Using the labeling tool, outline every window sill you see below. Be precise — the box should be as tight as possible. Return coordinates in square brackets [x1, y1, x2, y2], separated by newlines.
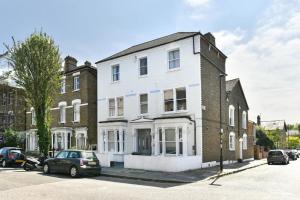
[138, 75, 148, 78]
[111, 81, 120, 84]
[162, 110, 188, 115]
[72, 121, 80, 123]
[107, 116, 124, 120]
[229, 149, 235, 151]
[167, 67, 181, 72]
[73, 89, 80, 92]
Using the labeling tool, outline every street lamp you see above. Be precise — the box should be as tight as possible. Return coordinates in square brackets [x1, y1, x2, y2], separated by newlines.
[219, 73, 227, 172]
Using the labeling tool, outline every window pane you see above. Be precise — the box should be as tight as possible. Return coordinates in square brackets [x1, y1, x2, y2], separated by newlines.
[112, 65, 120, 81]
[166, 142, 176, 154]
[140, 94, 148, 114]
[164, 90, 174, 112]
[139, 58, 147, 76]
[108, 131, 115, 152]
[176, 88, 186, 110]
[165, 129, 175, 141]
[117, 97, 123, 116]
[109, 99, 115, 116]
[168, 50, 180, 69]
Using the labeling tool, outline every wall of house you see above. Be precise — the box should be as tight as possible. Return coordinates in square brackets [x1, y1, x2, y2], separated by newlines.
[97, 36, 203, 155]
[200, 37, 227, 163]
[224, 83, 249, 161]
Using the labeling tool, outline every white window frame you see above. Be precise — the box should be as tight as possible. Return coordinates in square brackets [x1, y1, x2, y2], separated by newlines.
[163, 87, 187, 113]
[112, 64, 120, 82]
[229, 105, 235, 126]
[31, 107, 36, 126]
[139, 57, 148, 77]
[243, 133, 247, 150]
[73, 76, 80, 91]
[139, 93, 148, 115]
[72, 99, 81, 122]
[60, 77, 66, 94]
[168, 49, 180, 70]
[108, 97, 124, 117]
[107, 130, 115, 152]
[242, 111, 247, 129]
[108, 98, 115, 117]
[229, 132, 235, 151]
[58, 102, 67, 123]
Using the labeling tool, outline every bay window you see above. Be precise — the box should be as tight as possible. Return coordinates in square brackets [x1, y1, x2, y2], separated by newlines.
[107, 131, 115, 152]
[165, 128, 176, 154]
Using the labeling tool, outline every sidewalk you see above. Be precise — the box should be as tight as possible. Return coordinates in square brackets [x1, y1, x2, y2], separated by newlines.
[101, 159, 267, 183]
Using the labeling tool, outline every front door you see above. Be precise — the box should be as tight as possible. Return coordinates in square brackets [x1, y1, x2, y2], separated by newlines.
[137, 129, 152, 155]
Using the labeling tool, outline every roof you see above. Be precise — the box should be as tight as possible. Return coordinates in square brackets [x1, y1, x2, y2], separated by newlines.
[96, 32, 198, 64]
[260, 120, 287, 131]
[226, 78, 239, 92]
[226, 78, 249, 110]
[96, 32, 227, 64]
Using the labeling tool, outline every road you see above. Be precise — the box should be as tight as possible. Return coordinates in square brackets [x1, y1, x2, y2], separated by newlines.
[0, 159, 299, 200]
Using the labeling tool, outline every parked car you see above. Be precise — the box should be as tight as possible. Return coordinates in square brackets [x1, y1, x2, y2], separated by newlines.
[285, 150, 298, 160]
[43, 150, 101, 178]
[267, 150, 289, 165]
[0, 147, 25, 167]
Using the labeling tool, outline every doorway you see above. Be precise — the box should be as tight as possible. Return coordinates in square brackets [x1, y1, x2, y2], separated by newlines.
[137, 129, 152, 155]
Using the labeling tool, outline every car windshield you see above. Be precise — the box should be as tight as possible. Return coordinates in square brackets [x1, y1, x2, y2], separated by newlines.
[81, 152, 97, 160]
[269, 151, 283, 156]
[9, 149, 21, 154]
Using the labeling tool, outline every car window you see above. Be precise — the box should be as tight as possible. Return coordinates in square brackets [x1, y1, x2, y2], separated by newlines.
[269, 151, 283, 156]
[68, 151, 80, 159]
[56, 151, 69, 159]
[9, 149, 21, 154]
[81, 152, 97, 160]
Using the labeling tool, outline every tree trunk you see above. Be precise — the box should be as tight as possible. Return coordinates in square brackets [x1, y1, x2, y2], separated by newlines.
[36, 105, 50, 156]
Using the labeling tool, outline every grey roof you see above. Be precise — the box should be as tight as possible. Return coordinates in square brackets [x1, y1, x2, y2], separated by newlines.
[96, 32, 199, 64]
[226, 78, 239, 92]
[260, 120, 287, 131]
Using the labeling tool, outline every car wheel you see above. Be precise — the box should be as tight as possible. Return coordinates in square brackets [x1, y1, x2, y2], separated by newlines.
[287, 160, 290, 164]
[70, 166, 79, 178]
[268, 162, 271, 165]
[2, 160, 6, 168]
[43, 163, 50, 174]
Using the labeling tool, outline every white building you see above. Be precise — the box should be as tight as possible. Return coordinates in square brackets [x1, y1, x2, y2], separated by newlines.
[96, 32, 227, 172]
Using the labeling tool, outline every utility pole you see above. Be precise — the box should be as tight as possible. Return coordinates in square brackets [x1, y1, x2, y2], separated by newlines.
[219, 73, 227, 172]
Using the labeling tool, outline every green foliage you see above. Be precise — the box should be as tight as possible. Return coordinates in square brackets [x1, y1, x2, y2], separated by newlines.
[0, 128, 24, 148]
[266, 129, 281, 148]
[6, 32, 62, 155]
[256, 127, 275, 149]
[287, 136, 300, 149]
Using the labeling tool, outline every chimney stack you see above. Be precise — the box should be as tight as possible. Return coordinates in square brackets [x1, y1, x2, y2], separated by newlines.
[257, 115, 261, 126]
[64, 56, 77, 72]
[204, 32, 216, 46]
[84, 61, 91, 67]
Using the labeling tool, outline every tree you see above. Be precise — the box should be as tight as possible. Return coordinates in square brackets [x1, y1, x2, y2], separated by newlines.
[287, 136, 300, 149]
[0, 128, 17, 148]
[266, 129, 281, 149]
[256, 127, 275, 149]
[6, 32, 61, 155]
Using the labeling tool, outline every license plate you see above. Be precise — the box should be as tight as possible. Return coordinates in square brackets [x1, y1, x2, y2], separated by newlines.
[88, 161, 96, 165]
[16, 160, 24, 163]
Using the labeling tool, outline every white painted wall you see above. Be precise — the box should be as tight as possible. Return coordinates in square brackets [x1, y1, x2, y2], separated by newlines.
[124, 155, 202, 172]
[96, 36, 204, 168]
[97, 37, 202, 122]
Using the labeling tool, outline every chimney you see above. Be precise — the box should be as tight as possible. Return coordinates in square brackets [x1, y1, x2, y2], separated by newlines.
[204, 32, 216, 46]
[257, 115, 261, 126]
[84, 61, 91, 67]
[64, 56, 77, 72]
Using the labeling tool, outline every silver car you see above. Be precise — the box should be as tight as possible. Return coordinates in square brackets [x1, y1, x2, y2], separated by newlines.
[267, 150, 289, 165]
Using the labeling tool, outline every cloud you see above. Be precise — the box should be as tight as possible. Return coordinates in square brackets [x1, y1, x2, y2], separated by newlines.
[214, 0, 300, 123]
[184, 0, 211, 7]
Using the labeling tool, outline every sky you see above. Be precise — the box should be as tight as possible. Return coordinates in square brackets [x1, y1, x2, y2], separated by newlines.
[0, 0, 299, 123]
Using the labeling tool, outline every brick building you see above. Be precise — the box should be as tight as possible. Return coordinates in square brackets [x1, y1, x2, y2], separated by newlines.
[25, 56, 97, 152]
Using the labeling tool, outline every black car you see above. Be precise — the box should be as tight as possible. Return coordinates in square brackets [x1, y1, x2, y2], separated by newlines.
[286, 150, 298, 160]
[43, 150, 101, 178]
[267, 150, 289, 165]
[0, 147, 25, 167]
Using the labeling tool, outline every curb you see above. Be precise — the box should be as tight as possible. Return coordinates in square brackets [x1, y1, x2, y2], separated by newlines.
[101, 162, 267, 184]
[206, 162, 267, 181]
[100, 173, 190, 184]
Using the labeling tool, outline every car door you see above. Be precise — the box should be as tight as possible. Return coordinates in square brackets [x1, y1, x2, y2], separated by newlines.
[54, 151, 69, 173]
[66, 151, 80, 172]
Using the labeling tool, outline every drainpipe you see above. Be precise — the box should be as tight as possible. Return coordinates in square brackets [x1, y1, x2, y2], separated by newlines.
[190, 117, 197, 155]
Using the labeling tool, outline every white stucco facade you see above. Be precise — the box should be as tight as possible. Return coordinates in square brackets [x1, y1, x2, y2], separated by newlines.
[96, 35, 205, 172]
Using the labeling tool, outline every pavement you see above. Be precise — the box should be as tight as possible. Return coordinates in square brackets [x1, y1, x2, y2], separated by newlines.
[0, 158, 299, 200]
[101, 159, 267, 183]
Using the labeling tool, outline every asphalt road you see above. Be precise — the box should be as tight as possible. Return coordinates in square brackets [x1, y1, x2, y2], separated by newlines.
[0, 159, 299, 200]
